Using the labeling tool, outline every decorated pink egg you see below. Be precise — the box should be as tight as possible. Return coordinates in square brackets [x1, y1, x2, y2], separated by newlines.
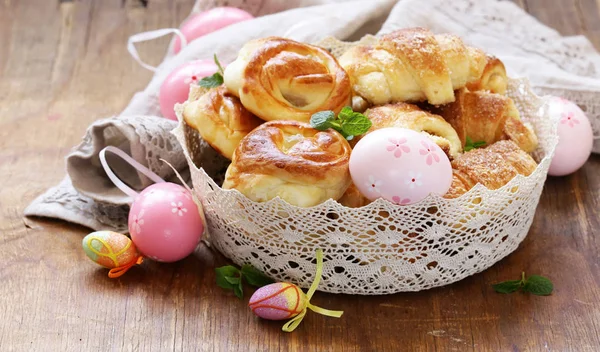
[350, 128, 453, 204]
[159, 59, 218, 120]
[128, 182, 204, 262]
[249, 282, 307, 320]
[173, 7, 254, 54]
[547, 97, 594, 176]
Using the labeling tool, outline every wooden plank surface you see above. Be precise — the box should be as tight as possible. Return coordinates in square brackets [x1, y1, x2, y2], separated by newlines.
[1, 0, 599, 351]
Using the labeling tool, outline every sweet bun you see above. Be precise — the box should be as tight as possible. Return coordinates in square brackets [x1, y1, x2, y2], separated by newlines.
[183, 86, 262, 160]
[223, 120, 352, 207]
[224, 37, 351, 122]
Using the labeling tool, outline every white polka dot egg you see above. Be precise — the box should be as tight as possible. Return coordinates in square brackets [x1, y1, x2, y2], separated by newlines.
[349, 128, 453, 205]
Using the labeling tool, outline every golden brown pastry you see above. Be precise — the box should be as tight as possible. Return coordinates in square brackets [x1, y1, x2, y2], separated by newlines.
[339, 27, 487, 106]
[337, 183, 371, 208]
[429, 88, 538, 153]
[444, 140, 537, 199]
[465, 55, 508, 95]
[187, 84, 209, 102]
[183, 86, 263, 160]
[223, 121, 352, 207]
[223, 37, 351, 123]
[363, 103, 462, 159]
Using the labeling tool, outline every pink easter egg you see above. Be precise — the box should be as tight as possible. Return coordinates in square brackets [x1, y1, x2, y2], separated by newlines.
[173, 7, 254, 54]
[547, 97, 594, 176]
[159, 60, 218, 120]
[128, 183, 204, 262]
[249, 283, 307, 320]
[350, 128, 453, 205]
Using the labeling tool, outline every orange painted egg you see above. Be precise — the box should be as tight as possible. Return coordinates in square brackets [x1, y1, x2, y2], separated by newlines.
[82, 231, 140, 269]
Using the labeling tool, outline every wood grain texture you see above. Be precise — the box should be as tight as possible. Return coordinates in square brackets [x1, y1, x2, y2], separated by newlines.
[1, 0, 599, 351]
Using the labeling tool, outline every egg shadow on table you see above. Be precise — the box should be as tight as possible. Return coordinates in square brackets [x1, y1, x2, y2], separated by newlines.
[83, 241, 225, 299]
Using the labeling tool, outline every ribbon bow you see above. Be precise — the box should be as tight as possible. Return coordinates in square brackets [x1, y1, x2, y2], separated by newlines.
[281, 249, 344, 332]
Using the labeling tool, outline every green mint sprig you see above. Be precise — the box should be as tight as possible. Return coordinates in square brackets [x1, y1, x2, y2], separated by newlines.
[215, 264, 274, 299]
[464, 136, 486, 152]
[198, 54, 225, 88]
[310, 106, 372, 141]
[493, 272, 553, 296]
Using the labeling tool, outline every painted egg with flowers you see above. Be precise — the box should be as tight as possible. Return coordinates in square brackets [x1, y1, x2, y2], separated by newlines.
[547, 96, 594, 176]
[128, 182, 204, 263]
[350, 127, 453, 205]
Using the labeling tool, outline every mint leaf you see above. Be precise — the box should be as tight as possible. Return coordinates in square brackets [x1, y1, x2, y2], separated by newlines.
[523, 275, 553, 296]
[340, 112, 372, 137]
[492, 272, 554, 296]
[310, 111, 336, 130]
[214, 54, 224, 75]
[225, 276, 241, 285]
[337, 106, 354, 122]
[233, 280, 244, 299]
[241, 264, 274, 287]
[215, 264, 273, 299]
[492, 279, 522, 294]
[215, 265, 240, 289]
[311, 107, 372, 140]
[198, 72, 223, 88]
[464, 136, 486, 152]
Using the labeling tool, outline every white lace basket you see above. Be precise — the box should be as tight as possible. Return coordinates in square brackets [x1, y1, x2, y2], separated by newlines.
[172, 37, 558, 295]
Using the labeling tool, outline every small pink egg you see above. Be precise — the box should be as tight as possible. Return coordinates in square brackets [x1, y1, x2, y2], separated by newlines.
[249, 283, 307, 320]
[159, 60, 218, 120]
[173, 7, 254, 54]
[350, 128, 453, 205]
[547, 97, 594, 176]
[128, 183, 204, 262]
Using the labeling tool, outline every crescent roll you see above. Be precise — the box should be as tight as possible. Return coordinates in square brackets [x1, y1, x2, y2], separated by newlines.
[339, 27, 487, 106]
[224, 37, 351, 123]
[465, 55, 508, 95]
[183, 86, 263, 160]
[364, 103, 463, 159]
[444, 140, 537, 199]
[430, 88, 538, 153]
[223, 121, 352, 207]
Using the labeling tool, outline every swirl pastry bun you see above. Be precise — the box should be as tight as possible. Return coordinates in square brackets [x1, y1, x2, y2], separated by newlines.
[183, 86, 263, 160]
[339, 27, 487, 106]
[223, 121, 352, 207]
[224, 37, 351, 122]
[364, 103, 463, 159]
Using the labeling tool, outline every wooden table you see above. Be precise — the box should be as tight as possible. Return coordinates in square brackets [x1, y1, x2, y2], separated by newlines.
[1, 1, 599, 351]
